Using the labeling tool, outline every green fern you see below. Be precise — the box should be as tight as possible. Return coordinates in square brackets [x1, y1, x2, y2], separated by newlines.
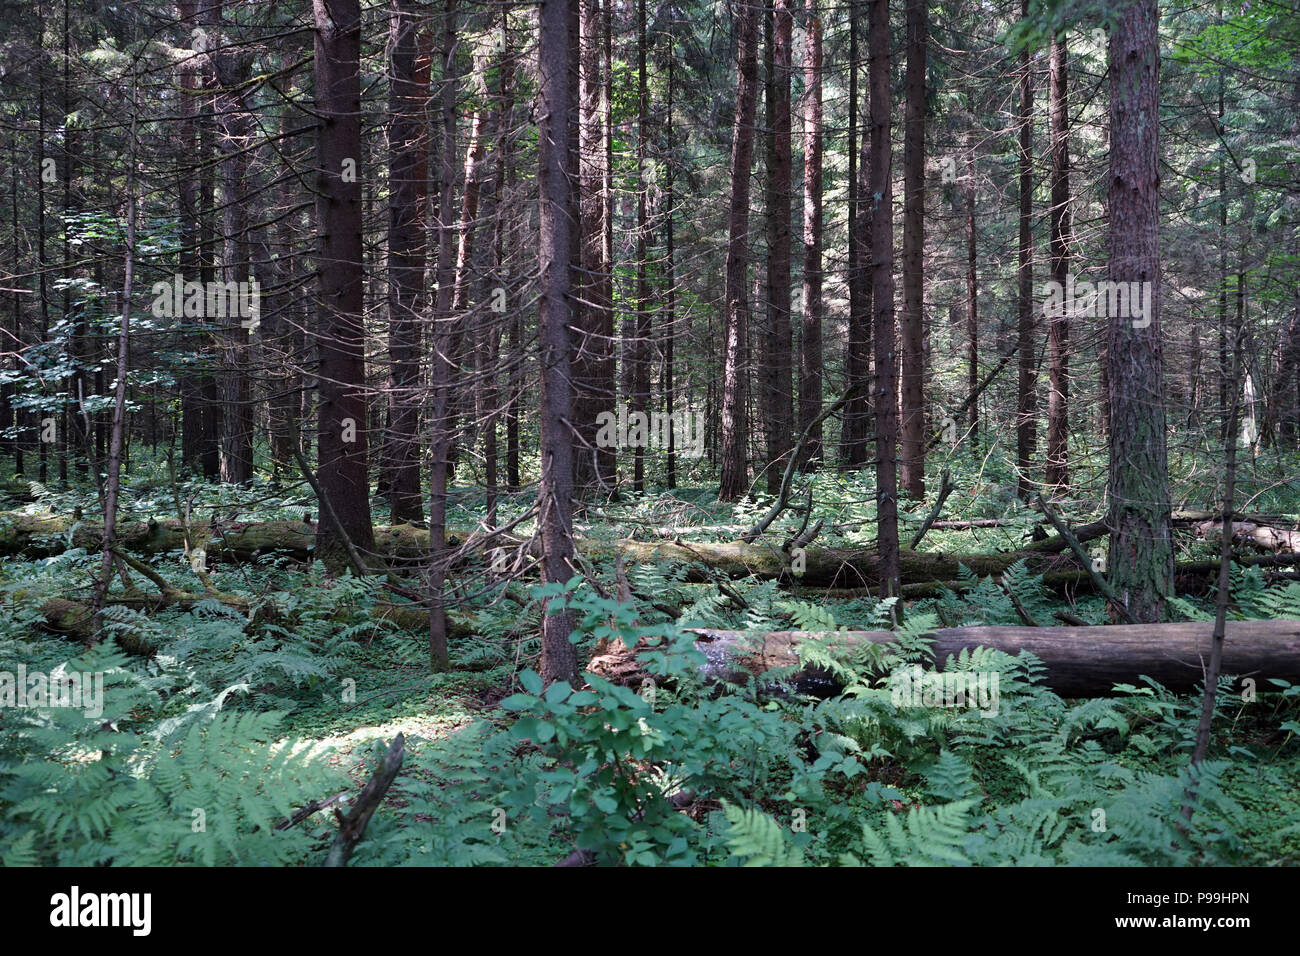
[722, 802, 806, 866]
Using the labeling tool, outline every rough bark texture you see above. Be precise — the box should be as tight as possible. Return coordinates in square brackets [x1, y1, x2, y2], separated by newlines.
[537, 0, 581, 685]
[899, 0, 926, 498]
[842, 0, 872, 470]
[966, 146, 978, 447]
[797, 3, 823, 470]
[1015, 0, 1035, 500]
[870, 0, 900, 594]
[718, 0, 760, 502]
[687, 621, 1300, 698]
[1045, 32, 1071, 491]
[385, 0, 427, 524]
[1106, 0, 1173, 622]
[573, 0, 616, 496]
[763, 0, 794, 491]
[632, 0, 652, 492]
[313, 0, 376, 561]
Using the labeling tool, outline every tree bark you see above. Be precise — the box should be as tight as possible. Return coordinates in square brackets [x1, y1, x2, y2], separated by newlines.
[1015, 0, 1035, 500]
[537, 0, 581, 685]
[313, 0, 376, 562]
[718, 0, 761, 502]
[763, 0, 794, 491]
[688, 621, 1300, 698]
[1106, 0, 1173, 622]
[572, 0, 616, 497]
[632, 0, 652, 492]
[1045, 31, 1071, 491]
[870, 0, 900, 595]
[797, 1, 823, 471]
[899, 0, 926, 497]
[842, 0, 872, 470]
[384, 0, 428, 524]
[966, 144, 978, 449]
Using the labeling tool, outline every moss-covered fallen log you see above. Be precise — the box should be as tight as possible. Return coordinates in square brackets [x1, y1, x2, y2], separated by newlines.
[0, 511, 453, 561]
[4, 510, 1296, 589]
[25, 587, 469, 652]
[0, 509, 1074, 584]
[686, 620, 1300, 697]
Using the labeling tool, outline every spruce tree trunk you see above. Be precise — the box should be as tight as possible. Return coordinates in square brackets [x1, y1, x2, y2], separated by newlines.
[842, 0, 872, 470]
[870, 0, 900, 595]
[763, 0, 794, 491]
[1106, 0, 1173, 622]
[899, 0, 926, 497]
[385, 0, 427, 523]
[718, 0, 761, 502]
[573, 0, 615, 497]
[1045, 32, 1071, 491]
[313, 0, 376, 561]
[1015, 0, 1035, 500]
[537, 0, 581, 686]
[797, 2, 824, 471]
[965, 144, 978, 450]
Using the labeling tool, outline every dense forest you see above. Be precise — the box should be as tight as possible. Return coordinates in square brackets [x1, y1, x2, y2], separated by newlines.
[0, 0, 1297, 873]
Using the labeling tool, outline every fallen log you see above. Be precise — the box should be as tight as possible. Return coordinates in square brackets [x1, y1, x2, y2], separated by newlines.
[6, 510, 1297, 590]
[0, 509, 1078, 586]
[686, 620, 1300, 697]
[25, 586, 470, 651]
[1190, 520, 1300, 554]
[0, 511, 443, 561]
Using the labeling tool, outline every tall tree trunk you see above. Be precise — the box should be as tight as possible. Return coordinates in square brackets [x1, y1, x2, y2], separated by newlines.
[1045, 31, 1071, 491]
[1014, 0, 1035, 500]
[92, 108, 138, 641]
[177, 0, 204, 476]
[313, 0, 376, 562]
[664, 48, 678, 488]
[1218, 72, 1229, 444]
[385, 0, 427, 523]
[966, 143, 978, 450]
[210, 6, 255, 486]
[483, 12, 515, 523]
[870, 0, 900, 595]
[764, 0, 794, 491]
[197, 52, 222, 482]
[573, 0, 616, 496]
[36, 7, 50, 485]
[718, 0, 761, 502]
[797, 1, 823, 471]
[537, 0, 581, 686]
[632, 0, 652, 492]
[899, 0, 926, 497]
[842, 0, 872, 470]
[1106, 0, 1172, 622]
[427, 0, 460, 668]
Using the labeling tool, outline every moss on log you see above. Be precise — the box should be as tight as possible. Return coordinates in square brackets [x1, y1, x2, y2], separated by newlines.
[688, 620, 1300, 697]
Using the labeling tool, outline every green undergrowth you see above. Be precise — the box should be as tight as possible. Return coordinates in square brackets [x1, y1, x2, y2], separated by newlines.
[2, 470, 1299, 866]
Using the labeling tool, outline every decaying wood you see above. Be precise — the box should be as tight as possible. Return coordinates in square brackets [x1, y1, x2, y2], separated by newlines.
[7, 510, 1300, 591]
[1192, 519, 1300, 554]
[323, 733, 405, 867]
[1037, 494, 1139, 624]
[686, 620, 1300, 697]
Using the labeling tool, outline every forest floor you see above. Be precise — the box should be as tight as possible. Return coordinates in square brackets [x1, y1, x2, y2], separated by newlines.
[3, 446, 1300, 865]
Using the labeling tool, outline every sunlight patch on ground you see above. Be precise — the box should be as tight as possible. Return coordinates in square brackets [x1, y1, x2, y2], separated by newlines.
[304, 711, 474, 769]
